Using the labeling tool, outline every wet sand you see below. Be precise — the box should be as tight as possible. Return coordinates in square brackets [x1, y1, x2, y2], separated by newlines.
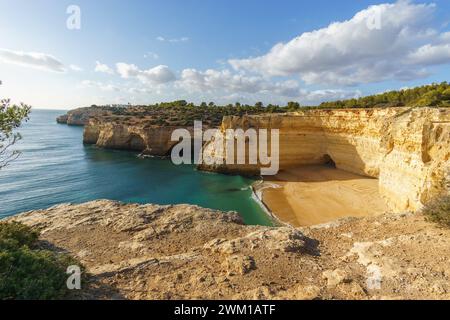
[262, 165, 389, 227]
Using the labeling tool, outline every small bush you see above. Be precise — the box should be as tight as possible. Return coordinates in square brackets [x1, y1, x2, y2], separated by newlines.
[0, 221, 38, 250]
[0, 221, 81, 300]
[422, 195, 450, 227]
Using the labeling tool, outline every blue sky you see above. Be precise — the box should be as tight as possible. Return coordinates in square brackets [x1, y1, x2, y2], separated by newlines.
[0, 0, 449, 109]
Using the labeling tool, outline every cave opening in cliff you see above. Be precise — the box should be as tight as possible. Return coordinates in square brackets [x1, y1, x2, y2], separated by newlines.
[128, 134, 146, 151]
[323, 154, 336, 168]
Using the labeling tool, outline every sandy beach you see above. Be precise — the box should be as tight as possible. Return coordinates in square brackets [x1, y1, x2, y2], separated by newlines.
[261, 165, 389, 227]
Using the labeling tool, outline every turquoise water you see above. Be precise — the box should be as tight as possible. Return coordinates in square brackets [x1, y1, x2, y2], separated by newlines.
[0, 109, 273, 225]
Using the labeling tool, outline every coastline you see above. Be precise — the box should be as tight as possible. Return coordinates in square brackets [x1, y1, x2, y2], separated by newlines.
[0, 110, 271, 225]
[251, 180, 286, 227]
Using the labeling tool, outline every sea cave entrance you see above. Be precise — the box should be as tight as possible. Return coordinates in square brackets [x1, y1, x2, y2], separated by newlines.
[128, 134, 146, 151]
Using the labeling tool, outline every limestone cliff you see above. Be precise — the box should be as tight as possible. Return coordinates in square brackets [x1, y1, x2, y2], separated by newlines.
[7, 200, 450, 300]
[57, 107, 114, 126]
[83, 118, 193, 156]
[200, 107, 450, 212]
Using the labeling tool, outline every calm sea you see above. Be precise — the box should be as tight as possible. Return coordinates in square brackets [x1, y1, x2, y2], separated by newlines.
[0, 109, 273, 225]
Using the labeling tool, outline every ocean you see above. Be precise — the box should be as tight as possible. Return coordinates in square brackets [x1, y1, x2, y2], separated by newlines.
[0, 109, 273, 226]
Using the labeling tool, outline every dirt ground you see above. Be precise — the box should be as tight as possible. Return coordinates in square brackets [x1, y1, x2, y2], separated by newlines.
[9, 200, 450, 300]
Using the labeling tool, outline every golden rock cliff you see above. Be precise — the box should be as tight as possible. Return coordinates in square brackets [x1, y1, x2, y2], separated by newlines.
[200, 107, 450, 212]
[83, 118, 192, 156]
[57, 107, 113, 126]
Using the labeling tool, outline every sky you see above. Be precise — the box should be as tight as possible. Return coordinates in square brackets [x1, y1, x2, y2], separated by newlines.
[0, 0, 449, 109]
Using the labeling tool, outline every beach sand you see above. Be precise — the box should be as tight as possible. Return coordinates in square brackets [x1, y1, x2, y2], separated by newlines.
[262, 165, 389, 227]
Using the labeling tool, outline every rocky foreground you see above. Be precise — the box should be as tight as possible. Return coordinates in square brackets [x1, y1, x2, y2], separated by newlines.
[8, 200, 450, 300]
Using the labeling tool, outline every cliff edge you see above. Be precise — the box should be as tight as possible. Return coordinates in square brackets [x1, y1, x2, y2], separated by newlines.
[57, 107, 114, 126]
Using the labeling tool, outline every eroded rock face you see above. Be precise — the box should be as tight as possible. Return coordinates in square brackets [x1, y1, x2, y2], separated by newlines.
[379, 108, 450, 210]
[200, 108, 450, 211]
[83, 118, 194, 156]
[6, 200, 450, 300]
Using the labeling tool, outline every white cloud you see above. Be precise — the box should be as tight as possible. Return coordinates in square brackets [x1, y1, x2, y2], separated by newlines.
[140, 65, 176, 83]
[178, 68, 270, 94]
[298, 89, 361, 102]
[144, 52, 159, 59]
[65, 1, 450, 106]
[440, 32, 450, 42]
[229, 1, 450, 86]
[81, 65, 359, 105]
[95, 61, 115, 74]
[116, 63, 176, 84]
[407, 44, 450, 65]
[177, 67, 360, 104]
[116, 63, 139, 78]
[177, 68, 297, 96]
[0, 48, 65, 73]
[69, 64, 83, 72]
[216, 88, 360, 106]
[156, 36, 189, 43]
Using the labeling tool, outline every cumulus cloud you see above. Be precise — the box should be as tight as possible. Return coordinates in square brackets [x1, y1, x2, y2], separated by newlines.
[177, 67, 360, 104]
[177, 68, 301, 96]
[179, 68, 270, 94]
[116, 63, 176, 84]
[82, 64, 359, 105]
[229, 1, 450, 86]
[407, 44, 450, 65]
[0, 48, 65, 73]
[95, 61, 115, 74]
[74, 1, 450, 104]
[116, 63, 139, 78]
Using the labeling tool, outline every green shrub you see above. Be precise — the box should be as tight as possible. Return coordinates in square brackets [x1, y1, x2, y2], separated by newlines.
[0, 221, 38, 250]
[422, 195, 450, 228]
[0, 221, 81, 300]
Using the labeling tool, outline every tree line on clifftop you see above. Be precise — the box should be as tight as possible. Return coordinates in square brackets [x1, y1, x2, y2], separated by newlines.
[317, 82, 450, 109]
[93, 81, 450, 115]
